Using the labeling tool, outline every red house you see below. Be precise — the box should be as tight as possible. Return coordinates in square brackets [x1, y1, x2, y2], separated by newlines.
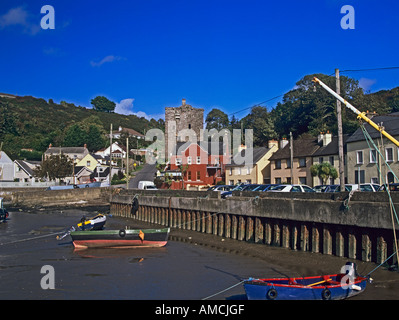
[167, 141, 229, 190]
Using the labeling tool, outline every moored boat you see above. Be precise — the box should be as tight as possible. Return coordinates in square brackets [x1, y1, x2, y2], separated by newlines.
[244, 262, 369, 300]
[70, 227, 170, 249]
[0, 197, 9, 222]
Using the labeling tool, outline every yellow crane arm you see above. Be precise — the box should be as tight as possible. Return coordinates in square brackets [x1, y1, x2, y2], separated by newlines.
[313, 77, 399, 147]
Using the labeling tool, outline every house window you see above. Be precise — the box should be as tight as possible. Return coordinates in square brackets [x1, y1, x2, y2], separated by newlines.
[299, 177, 307, 185]
[355, 170, 365, 184]
[229, 180, 234, 185]
[299, 158, 306, 167]
[356, 151, 363, 164]
[319, 157, 323, 164]
[329, 156, 334, 166]
[275, 160, 281, 169]
[175, 157, 182, 166]
[286, 159, 291, 168]
[187, 171, 192, 181]
[237, 167, 241, 175]
[87, 161, 91, 166]
[187, 156, 192, 165]
[275, 177, 282, 184]
[370, 149, 377, 163]
[386, 147, 393, 162]
[229, 168, 232, 176]
[246, 166, 251, 175]
[246, 179, 251, 184]
[196, 156, 201, 164]
[196, 171, 201, 181]
[371, 177, 379, 184]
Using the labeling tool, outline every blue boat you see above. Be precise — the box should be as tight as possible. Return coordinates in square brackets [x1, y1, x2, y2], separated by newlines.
[244, 262, 369, 300]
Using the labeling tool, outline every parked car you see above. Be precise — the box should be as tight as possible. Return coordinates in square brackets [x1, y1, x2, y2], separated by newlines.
[378, 183, 399, 192]
[221, 184, 247, 198]
[138, 181, 157, 190]
[324, 184, 359, 192]
[207, 185, 233, 192]
[241, 184, 262, 191]
[269, 184, 315, 192]
[359, 183, 380, 192]
[313, 185, 329, 193]
[253, 184, 280, 192]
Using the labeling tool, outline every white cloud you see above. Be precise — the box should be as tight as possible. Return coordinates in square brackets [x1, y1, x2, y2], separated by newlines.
[359, 78, 377, 91]
[0, 6, 40, 35]
[90, 55, 125, 67]
[114, 98, 163, 120]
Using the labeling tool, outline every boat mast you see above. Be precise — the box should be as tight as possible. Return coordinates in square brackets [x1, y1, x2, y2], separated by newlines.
[313, 77, 399, 147]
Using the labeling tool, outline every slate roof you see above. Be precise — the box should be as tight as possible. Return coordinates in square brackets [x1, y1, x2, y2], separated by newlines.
[172, 141, 226, 156]
[226, 147, 271, 167]
[45, 147, 87, 155]
[269, 138, 320, 160]
[312, 134, 349, 156]
[346, 112, 399, 143]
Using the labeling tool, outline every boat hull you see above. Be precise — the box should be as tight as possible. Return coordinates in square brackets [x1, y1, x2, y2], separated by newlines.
[70, 228, 170, 249]
[244, 274, 367, 300]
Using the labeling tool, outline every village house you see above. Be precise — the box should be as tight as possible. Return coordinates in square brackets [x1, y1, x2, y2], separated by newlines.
[166, 141, 229, 190]
[14, 159, 41, 183]
[270, 137, 320, 186]
[44, 144, 89, 163]
[311, 133, 349, 186]
[346, 112, 399, 185]
[225, 140, 278, 185]
[111, 126, 145, 140]
[0, 151, 15, 181]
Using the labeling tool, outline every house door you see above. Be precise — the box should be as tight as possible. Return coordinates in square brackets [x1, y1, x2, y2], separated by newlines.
[387, 172, 395, 184]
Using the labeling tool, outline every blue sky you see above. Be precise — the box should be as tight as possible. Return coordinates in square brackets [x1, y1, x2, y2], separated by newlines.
[0, 0, 398, 120]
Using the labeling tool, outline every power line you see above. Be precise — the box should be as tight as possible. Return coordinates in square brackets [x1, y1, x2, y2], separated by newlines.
[228, 94, 283, 116]
[340, 66, 399, 73]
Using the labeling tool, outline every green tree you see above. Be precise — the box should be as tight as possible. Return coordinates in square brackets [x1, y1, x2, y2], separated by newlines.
[205, 108, 229, 131]
[91, 96, 116, 113]
[34, 154, 73, 181]
[242, 106, 277, 147]
[310, 162, 338, 185]
[86, 125, 105, 152]
[63, 124, 88, 147]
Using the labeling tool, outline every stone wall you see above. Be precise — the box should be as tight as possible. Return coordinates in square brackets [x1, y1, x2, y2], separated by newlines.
[110, 189, 399, 264]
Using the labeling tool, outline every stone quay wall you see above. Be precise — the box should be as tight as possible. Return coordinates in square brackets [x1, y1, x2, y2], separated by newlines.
[110, 189, 399, 264]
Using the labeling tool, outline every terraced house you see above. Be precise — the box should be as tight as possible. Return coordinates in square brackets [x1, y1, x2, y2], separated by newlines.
[346, 112, 399, 185]
[269, 137, 320, 186]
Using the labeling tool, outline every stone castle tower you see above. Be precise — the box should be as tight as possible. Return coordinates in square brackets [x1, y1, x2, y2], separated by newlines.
[165, 99, 204, 159]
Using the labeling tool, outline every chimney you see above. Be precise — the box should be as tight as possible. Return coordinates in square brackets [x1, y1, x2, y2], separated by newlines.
[279, 138, 289, 149]
[318, 132, 324, 144]
[182, 98, 186, 106]
[323, 131, 332, 146]
[268, 139, 278, 149]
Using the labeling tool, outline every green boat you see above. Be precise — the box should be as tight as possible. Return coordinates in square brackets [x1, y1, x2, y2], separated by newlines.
[70, 227, 170, 250]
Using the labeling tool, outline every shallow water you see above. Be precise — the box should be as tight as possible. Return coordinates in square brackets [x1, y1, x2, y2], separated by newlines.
[0, 208, 292, 300]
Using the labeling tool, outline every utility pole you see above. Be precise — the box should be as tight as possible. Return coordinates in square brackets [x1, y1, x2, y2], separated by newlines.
[290, 132, 294, 184]
[109, 123, 112, 185]
[126, 137, 129, 190]
[335, 69, 345, 192]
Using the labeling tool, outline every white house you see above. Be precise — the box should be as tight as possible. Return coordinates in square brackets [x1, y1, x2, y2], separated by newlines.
[0, 151, 15, 181]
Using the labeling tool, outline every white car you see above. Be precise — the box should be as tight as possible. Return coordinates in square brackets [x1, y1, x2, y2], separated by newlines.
[269, 184, 315, 192]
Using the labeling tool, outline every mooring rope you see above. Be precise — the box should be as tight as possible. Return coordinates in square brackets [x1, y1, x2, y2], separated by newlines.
[201, 280, 245, 300]
[0, 231, 64, 246]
